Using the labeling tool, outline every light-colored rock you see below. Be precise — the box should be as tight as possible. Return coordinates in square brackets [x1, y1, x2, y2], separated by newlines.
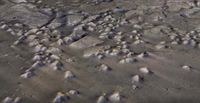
[64, 71, 75, 79]
[57, 39, 64, 45]
[0, 24, 8, 29]
[50, 60, 63, 70]
[97, 54, 104, 59]
[25, 28, 39, 36]
[26, 35, 36, 42]
[99, 64, 111, 72]
[139, 67, 151, 74]
[109, 92, 121, 102]
[70, 36, 103, 49]
[88, 26, 95, 32]
[28, 39, 39, 47]
[131, 75, 141, 83]
[2, 97, 13, 103]
[69, 29, 86, 42]
[68, 90, 79, 96]
[53, 92, 68, 103]
[155, 44, 167, 50]
[97, 95, 108, 103]
[46, 47, 61, 54]
[133, 40, 144, 45]
[34, 44, 44, 52]
[67, 14, 84, 26]
[110, 49, 121, 56]
[82, 15, 100, 24]
[125, 10, 137, 19]
[66, 58, 75, 63]
[32, 54, 41, 61]
[47, 19, 63, 29]
[3, 96, 21, 103]
[20, 71, 34, 78]
[31, 61, 42, 68]
[50, 54, 60, 60]
[182, 65, 192, 71]
[137, 52, 149, 58]
[63, 37, 74, 45]
[13, 97, 22, 103]
[132, 85, 138, 90]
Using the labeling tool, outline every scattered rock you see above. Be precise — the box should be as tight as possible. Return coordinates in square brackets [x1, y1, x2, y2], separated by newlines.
[97, 94, 108, 103]
[99, 64, 111, 72]
[20, 71, 34, 78]
[109, 92, 121, 102]
[155, 44, 168, 50]
[50, 60, 63, 70]
[2, 97, 22, 103]
[137, 52, 150, 58]
[2, 97, 13, 103]
[139, 67, 151, 74]
[13, 97, 22, 103]
[50, 54, 60, 60]
[68, 90, 80, 96]
[53, 92, 69, 103]
[64, 71, 75, 80]
[182, 65, 192, 71]
[131, 75, 142, 83]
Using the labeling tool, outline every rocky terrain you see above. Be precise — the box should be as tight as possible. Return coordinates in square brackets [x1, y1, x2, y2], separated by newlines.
[0, 0, 200, 103]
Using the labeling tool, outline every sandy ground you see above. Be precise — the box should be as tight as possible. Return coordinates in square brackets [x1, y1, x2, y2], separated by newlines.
[0, 0, 200, 103]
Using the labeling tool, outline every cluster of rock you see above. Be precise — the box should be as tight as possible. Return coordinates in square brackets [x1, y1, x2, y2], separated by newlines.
[169, 30, 200, 48]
